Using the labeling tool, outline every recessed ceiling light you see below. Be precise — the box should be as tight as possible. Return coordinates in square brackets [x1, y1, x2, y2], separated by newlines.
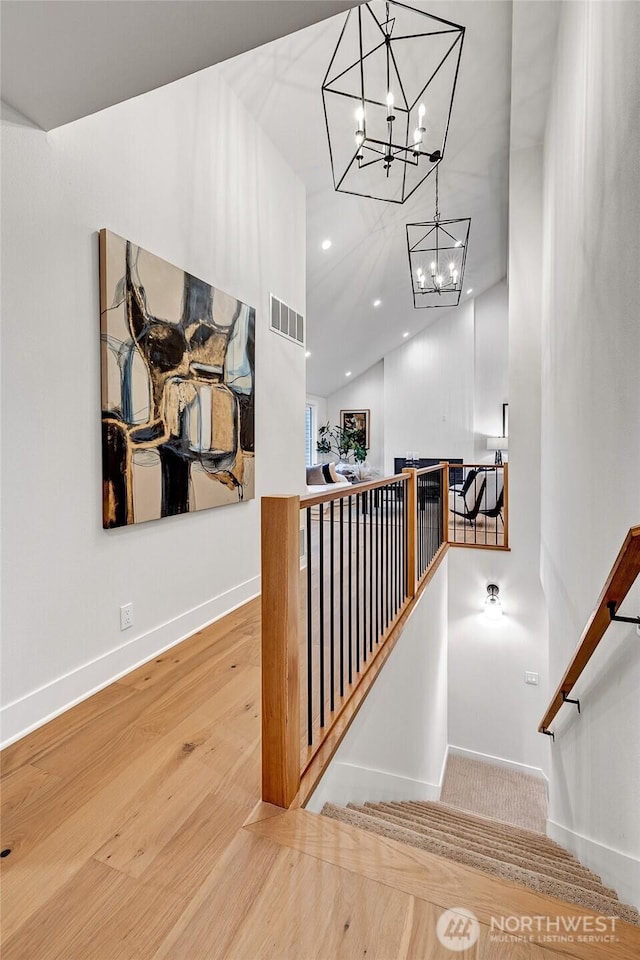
[373, 299, 381, 307]
[321, 239, 332, 251]
[345, 370, 352, 377]
[305, 351, 311, 358]
[403, 331, 409, 338]
[466, 288, 473, 295]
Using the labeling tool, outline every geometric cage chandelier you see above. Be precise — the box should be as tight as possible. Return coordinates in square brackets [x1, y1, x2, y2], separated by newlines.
[321, 0, 465, 203]
[406, 167, 471, 308]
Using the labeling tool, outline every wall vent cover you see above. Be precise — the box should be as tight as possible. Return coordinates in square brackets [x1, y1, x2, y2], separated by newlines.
[270, 294, 304, 346]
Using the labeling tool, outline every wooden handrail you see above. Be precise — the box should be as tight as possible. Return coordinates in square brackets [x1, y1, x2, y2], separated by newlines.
[539, 525, 640, 734]
[301, 471, 409, 508]
[415, 462, 448, 476]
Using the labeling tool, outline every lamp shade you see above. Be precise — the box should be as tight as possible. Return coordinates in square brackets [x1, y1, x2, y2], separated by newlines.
[486, 436, 509, 451]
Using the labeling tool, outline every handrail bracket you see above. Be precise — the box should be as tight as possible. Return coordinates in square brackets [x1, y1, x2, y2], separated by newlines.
[606, 600, 640, 627]
[541, 727, 555, 742]
[562, 691, 581, 714]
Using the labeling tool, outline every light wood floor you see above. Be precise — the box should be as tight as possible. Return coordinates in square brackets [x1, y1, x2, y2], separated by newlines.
[1, 599, 638, 959]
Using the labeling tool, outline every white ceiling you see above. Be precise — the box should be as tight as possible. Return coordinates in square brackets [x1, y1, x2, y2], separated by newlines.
[1, 0, 521, 399]
[220, 1, 513, 396]
[0, 0, 359, 130]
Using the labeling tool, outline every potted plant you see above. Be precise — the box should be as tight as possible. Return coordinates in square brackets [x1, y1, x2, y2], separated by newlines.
[317, 422, 369, 479]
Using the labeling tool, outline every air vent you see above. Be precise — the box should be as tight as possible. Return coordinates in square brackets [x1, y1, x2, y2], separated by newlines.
[270, 294, 304, 346]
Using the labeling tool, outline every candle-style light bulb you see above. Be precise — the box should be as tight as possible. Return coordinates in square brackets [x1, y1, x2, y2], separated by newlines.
[430, 261, 436, 276]
[355, 105, 365, 125]
[436, 274, 443, 286]
[449, 262, 455, 274]
[386, 91, 394, 110]
[418, 103, 426, 129]
[355, 131, 364, 146]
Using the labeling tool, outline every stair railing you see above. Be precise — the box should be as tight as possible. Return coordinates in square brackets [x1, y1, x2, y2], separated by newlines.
[539, 525, 640, 740]
[261, 461, 508, 808]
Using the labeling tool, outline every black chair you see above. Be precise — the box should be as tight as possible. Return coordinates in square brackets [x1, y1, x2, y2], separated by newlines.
[450, 474, 487, 524]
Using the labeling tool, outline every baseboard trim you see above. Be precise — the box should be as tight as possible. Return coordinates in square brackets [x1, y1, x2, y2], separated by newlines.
[448, 744, 549, 786]
[305, 760, 443, 813]
[0, 576, 260, 749]
[547, 820, 640, 910]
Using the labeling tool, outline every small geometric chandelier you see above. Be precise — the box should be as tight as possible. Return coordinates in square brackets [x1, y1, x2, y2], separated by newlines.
[321, 1, 465, 203]
[406, 167, 471, 308]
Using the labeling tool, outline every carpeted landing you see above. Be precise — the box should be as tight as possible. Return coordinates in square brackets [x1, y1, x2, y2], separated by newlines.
[321, 761, 640, 925]
[440, 754, 548, 833]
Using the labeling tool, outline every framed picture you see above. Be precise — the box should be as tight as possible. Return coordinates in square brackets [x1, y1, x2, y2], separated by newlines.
[100, 229, 255, 528]
[340, 408, 370, 449]
[502, 402, 509, 437]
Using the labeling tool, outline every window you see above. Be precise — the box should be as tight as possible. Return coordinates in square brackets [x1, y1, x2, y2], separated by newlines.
[305, 404, 315, 466]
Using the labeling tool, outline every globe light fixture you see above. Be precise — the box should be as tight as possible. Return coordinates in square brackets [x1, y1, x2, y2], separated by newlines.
[484, 583, 503, 621]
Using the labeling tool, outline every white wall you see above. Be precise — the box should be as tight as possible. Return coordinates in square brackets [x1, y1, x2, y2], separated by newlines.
[0, 67, 306, 745]
[307, 556, 449, 811]
[381, 286, 508, 475]
[474, 280, 508, 461]
[383, 302, 476, 475]
[539, 0, 640, 905]
[326, 361, 384, 472]
[445, 21, 552, 782]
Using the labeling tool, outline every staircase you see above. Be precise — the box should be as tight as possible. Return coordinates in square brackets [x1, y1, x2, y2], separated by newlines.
[321, 761, 640, 926]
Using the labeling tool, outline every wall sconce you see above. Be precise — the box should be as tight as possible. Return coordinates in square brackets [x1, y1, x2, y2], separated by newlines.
[484, 583, 503, 620]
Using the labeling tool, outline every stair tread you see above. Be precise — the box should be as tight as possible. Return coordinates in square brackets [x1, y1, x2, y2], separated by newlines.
[371, 801, 583, 867]
[350, 803, 616, 896]
[321, 802, 640, 926]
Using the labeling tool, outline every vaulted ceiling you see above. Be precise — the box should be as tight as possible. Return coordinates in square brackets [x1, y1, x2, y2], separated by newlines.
[2, 0, 521, 399]
[220, 1, 513, 396]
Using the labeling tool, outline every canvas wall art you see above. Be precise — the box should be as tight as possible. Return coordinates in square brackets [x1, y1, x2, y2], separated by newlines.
[340, 409, 370, 449]
[100, 230, 255, 528]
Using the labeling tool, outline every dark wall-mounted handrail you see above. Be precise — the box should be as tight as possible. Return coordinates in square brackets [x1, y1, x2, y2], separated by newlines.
[539, 525, 640, 737]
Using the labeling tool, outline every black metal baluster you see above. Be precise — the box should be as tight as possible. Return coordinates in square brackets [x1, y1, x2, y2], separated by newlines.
[340, 497, 344, 698]
[330, 499, 335, 713]
[393, 482, 398, 617]
[362, 492, 367, 664]
[403, 479, 408, 600]
[306, 507, 313, 747]
[319, 502, 325, 729]
[369, 488, 374, 652]
[356, 493, 361, 674]
[386, 484, 391, 630]
[376, 485, 380, 644]
[348, 495, 353, 685]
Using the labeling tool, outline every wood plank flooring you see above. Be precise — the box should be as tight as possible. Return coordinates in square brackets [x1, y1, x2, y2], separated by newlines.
[2, 597, 638, 959]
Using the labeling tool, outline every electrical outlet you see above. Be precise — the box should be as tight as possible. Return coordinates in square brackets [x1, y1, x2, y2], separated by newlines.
[120, 602, 134, 631]
[525, 671, 539, 685]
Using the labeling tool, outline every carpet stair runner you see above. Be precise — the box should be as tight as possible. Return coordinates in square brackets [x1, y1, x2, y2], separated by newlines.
[321, 800, 640, 925]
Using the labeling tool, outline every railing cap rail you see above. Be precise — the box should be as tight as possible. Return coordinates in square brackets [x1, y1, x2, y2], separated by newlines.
[300, 471, 411, 509]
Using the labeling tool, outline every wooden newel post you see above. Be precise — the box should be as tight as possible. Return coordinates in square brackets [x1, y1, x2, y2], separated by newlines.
[261, 495, 301, 808]
[406, 469, 418, 597]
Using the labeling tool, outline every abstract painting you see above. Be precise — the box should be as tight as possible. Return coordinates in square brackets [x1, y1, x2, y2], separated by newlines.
[100, 230, 255, 528]
[340, 409, 370, 449]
